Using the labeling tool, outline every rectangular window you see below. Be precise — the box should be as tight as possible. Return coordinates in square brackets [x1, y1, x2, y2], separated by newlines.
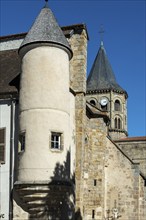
[18, 132, 25, 152]
[0, 128, 6, 164]
[51, 132, 63, 150]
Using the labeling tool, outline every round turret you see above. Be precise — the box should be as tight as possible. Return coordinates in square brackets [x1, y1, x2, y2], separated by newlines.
[15, 5, 75, 218]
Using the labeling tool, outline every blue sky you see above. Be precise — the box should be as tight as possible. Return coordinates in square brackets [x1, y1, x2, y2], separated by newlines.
[0, 0, 145, 137]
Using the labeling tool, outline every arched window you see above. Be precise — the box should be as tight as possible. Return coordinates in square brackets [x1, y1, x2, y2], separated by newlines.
[115, 118, 117, 129]
[114, 100, 121, 111]
[115, 117, 122, 129]
[90, 100, 96, 106]
[118, 118, 121, 129]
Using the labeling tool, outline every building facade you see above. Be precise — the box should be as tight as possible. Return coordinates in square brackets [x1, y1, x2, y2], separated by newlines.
[0, 3, 146, 220]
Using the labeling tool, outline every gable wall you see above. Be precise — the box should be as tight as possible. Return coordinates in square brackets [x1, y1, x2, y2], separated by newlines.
[105, 138, 146, 220]
[80, 113, 146, 220]
[116, 140, 146, 177]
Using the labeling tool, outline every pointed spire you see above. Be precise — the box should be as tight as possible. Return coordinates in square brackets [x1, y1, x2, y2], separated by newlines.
[19, 4, 72, 59]
[87, 44, 127, 95]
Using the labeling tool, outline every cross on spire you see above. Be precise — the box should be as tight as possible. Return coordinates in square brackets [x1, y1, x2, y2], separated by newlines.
[44, 0, 49, 8]
[98, 25, 105, 46]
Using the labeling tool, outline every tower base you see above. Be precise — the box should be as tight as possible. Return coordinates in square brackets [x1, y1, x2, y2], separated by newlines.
[14, 181, 75, 219]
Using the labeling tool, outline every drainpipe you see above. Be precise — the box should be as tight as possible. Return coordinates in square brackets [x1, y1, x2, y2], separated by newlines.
[9, 98, 15, 220]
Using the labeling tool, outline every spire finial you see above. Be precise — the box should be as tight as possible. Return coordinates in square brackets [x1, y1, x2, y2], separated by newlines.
[44, 0, 49, 8]
[98, 24, 105, 46]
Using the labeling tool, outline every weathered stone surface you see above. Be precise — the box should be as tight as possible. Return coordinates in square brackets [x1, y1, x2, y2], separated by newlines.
[116, 139, 146, 177]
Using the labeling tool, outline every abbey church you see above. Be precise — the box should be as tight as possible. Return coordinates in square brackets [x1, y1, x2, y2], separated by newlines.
[0, 3, 146, 220]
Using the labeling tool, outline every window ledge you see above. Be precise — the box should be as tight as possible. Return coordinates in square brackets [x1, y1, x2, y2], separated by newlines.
[50, 148, 63, 153]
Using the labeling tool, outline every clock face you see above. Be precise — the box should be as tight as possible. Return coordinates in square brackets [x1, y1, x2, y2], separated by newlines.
[100, 97, 108, 106]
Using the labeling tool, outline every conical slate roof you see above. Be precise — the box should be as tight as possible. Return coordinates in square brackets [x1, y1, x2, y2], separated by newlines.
[87, 43, 126, 94]
[19, 5, 72, 59]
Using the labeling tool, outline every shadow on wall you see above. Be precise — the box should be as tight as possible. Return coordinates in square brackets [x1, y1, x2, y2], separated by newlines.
[25, 151, 82, 220]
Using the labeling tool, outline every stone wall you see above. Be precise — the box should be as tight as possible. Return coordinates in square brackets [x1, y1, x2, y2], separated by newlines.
[79, 111, 146, 220]
[69, 28, 87, 93]
[82, 116, 107, 220]
[68, 28, 88, 216]
[116, 139, 146, 177]
[105, 138, 146, 220]
[139, 174, 146, 219]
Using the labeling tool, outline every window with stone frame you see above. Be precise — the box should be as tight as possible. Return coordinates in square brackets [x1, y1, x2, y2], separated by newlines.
[90, 99, 96, 106]
[115, 117, 122, 129]
[0, 128, 6, 164]
[114, 100, 121, 111]
[50, 132, 63, 150]
[115, 118, 118, 129]
[18, 132, 26, 152]
[118, 118, 121, 129]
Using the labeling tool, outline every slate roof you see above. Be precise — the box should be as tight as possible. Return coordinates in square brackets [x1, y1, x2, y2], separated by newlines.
[87, 43, 127, 96]
[0, 50, 20, 97]
[19, 5, 72, 59]
[0, 24, 87, 97]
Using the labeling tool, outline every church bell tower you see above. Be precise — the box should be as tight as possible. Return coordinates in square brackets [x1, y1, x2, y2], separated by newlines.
[86, 42, 128, 140]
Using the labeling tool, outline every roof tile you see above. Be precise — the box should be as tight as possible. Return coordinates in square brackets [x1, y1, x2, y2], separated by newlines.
[0, 50, 20, 95]
[19, 6, 72, 59]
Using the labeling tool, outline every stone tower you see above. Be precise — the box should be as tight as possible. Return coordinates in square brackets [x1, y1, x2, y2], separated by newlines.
[14, 4, 75, 219]
[86, 42, 128, 140]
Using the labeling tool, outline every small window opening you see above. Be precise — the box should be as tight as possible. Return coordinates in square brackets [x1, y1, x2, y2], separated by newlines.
[94, 179, 97, 186]
[115, 117, 122, 129]
[118, 118, 121, 129]
[0, 128, 6, 164]
[19, 132, 25, 152]
[92, 210, 95, 219]
[114, 100, 121, 111]
[51, 132, 62, 150]
[90, 100, 96, 106]
[115, 118, 117, 129]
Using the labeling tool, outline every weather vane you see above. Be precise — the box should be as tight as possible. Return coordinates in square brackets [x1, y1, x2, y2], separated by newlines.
[98, 24, 105, 45]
